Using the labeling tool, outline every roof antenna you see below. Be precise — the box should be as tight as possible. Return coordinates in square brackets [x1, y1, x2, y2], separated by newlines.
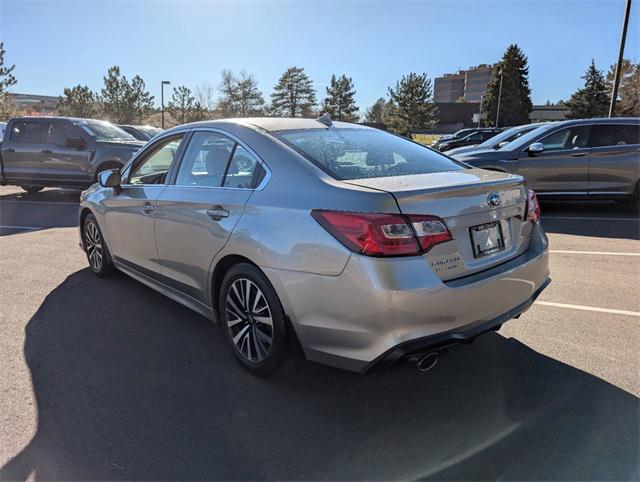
[316, 113, 332, 127]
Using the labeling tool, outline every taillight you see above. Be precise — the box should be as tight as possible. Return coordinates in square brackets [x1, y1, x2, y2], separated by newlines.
[526, 189, 541, 222]
[311, 210, 452, 257]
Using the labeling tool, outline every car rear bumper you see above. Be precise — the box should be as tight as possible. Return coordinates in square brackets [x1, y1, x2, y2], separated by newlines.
[263, 221, 550, 373]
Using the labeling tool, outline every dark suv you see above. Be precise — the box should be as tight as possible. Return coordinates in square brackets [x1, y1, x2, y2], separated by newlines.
[436, 128, 503, 152]
[454, 118, 640, 205]
[0, 117, 145, 193]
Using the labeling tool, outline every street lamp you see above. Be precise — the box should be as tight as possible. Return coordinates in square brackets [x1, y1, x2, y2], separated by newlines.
[495, 68, 503, 128]
[161, 80, 171, 129]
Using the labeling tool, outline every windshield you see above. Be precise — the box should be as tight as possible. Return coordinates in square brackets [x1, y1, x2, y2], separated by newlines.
[476, 125, 539, 149]
[499, 123, 556, 151]
[138, 126, 162, 137]
[276, 128, 464, 180]
[76, 120, 136, 142]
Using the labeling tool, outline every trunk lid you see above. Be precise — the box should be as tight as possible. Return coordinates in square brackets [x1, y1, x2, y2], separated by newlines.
[344, 169, 532, 280]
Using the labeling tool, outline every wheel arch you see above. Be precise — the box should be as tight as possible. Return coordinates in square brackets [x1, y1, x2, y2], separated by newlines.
[79, 207, 94, 239]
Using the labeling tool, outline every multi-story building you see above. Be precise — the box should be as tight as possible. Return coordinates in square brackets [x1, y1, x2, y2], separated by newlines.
[434, 64, 496, 103]
[7, 93, 59, 114]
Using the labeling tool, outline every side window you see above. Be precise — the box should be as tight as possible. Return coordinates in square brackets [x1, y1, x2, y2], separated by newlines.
[46, 122, 78, 147]
[10, 121, 44, 143]
[128, 135, 184, 185]
[539, 126, 589, 151]
[590, 124, 640, 148]
[223, 145, 261, 188]
[175, 132, 235, 187]
[467, 132, 482, 141]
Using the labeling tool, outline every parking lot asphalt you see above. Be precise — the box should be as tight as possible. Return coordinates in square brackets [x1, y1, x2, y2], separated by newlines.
[0, 185, 638, 480]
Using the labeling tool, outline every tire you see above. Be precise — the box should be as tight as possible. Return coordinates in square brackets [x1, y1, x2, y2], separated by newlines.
[83, 213, 114, 277]
[218, 263, 289, 376]
[20, 185, 44, 194]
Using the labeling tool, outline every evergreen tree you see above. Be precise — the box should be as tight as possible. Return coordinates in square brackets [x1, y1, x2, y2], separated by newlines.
[271, 66, 317, 117]
[58, 85, 98, 118]
[606, 59, 640, 117]
[100, 66, 154, 123]
[188, 101, 207, 123]
[128, 75, 155, 123]
[218, 69, 265, 117]
[481, 44, 532, 127]
[565, 59, 610, 119]
[386, 72, 438, 135]
[167, 85, 195, 125]
[0, 42, 17, 119]
[322, 74, 359, 122]
[364, 98, 389, 124]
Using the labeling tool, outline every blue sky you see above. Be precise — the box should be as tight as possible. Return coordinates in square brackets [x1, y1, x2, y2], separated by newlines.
[1, 0, 638, 111]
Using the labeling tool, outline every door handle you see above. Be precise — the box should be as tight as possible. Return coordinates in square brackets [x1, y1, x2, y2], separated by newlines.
[41, 149, 53, 154]
[206, 206, 229, 221]
[571, 152, 587, 157]
[4, 148, 15, 153]
[141, 203, 155, 214]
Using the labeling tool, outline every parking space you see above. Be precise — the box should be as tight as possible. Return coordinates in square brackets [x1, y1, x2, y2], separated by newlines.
[0, 186, 638, 479]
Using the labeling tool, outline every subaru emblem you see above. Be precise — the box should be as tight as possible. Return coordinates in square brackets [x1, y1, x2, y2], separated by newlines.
[488, 192, 502, 207]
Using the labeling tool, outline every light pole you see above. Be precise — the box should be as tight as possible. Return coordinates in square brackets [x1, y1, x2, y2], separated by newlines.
[609, 0, 632, 117]
[495, 68, 503, 128]
[478, 95, 484, 127]
[161, 80, 171, 129]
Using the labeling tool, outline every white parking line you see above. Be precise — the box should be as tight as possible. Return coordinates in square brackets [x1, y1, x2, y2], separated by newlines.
[536, 301, 640, 318]
[543, 216, 639, 221]
[550, 250, 640, 256]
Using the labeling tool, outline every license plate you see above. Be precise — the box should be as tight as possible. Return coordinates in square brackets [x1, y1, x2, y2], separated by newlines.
[470, 221, 505, 258]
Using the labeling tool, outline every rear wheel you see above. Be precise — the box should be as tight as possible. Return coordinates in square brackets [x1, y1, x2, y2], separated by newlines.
[219, 263, 288, 376]
[20, 185, 44, 194]
[83, 213, 114, 277]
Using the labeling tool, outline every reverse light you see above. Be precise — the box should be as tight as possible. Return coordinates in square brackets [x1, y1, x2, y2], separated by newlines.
[311, 210, 452, 257]
[526, 189, 541, 222]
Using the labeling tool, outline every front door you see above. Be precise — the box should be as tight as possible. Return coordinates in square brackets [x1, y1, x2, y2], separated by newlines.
[1, 119, 46, 184]
[517, 125, 591, 193]
[154, 130, 261, 304]
[103, 134, 186, 276]
[41, 120, 91, 184]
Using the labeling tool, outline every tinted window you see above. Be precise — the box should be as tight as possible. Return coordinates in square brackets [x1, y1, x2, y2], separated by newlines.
[590, 124, 640, 147]
[129, 135, 184, 185]
[46, 121, 78, 146]
[77, 120, 136, 142]
[539, 126, 589, 151]
[276, 128, 463, 180]
[10, 121, 44, 143]
[223, 145, 261, 189]
[175, 132, 234, 187]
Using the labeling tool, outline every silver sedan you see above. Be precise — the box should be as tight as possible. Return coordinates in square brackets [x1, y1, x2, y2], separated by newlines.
[79, 117, 550, 375]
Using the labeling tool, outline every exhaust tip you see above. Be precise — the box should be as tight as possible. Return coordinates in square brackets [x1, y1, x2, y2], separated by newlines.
[417, 352, 439, 372]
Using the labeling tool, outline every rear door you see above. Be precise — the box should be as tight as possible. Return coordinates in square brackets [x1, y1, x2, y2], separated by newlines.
[517, 125, 590, 193]
[1, 119, 46, 183]
[154, 130, 263, 304]
[587, 123, 640, 195]
[41, 119, 91, 184]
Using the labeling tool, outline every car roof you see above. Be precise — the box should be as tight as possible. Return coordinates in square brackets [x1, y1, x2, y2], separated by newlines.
[10, 116, 112, 123]
[164, 117, 371, 134]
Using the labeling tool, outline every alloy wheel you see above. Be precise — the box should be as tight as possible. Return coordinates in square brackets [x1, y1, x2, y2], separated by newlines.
[225, 278, 273, 362]
[84, 221, 103, 271]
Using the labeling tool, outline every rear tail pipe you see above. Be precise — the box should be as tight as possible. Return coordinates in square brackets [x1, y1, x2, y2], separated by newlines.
[417, 352, 439, 372]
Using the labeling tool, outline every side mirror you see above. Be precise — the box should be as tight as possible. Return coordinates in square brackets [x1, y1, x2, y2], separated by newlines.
[65, 137, 86, 150]
[527, 142, 544, 155]
[497, 141, 509, 148]
[98, 168, 121, 188]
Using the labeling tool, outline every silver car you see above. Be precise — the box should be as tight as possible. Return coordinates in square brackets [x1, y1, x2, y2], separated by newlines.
[79, 118, 550, 375]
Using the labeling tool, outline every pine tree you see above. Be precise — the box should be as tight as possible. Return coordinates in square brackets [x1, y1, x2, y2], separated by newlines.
[566, 60, 610, 119]
[0, 42, 17, 119]
[100, 66, 154, 123]
[481, 44, 533, 127]
[128, 75, 155, 123]
[167, 85, 195, 125]
[271, 67, 317, 117]
[364, 98, 388, 124]
[386, 73, 438, 135]
[606, 59, 640, 117]
[322, 74, 359, 122]
[58, 85, 98, 118]
[218, 69, 265, 117]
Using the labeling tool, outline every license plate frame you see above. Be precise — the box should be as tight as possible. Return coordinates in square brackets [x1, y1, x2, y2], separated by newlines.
[470, 221, 505, 258]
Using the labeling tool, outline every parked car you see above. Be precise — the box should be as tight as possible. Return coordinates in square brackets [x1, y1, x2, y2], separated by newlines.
[454, 118, 640, 205]
[0, 117, 145, 193]
[437, 128, 503, 152]
[79, 117, 550, 376]
[0, 121, 6, 141]
[448, 124, 547, 157]
[118, 124, 162, 141]
[430, 128, 479, 149]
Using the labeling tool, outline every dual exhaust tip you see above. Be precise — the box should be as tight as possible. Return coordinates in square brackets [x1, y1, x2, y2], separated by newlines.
[416, 351, 439, 372]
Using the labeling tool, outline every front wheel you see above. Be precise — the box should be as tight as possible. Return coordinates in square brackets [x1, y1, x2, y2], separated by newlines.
[20, 185, 44, 194]
[83, 213, 114, 277]
[219, 263, 289, 376]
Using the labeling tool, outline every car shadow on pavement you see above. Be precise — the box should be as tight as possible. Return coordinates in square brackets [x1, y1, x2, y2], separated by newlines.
[540, 200, 639, 240]
[2, 269, 638, 481]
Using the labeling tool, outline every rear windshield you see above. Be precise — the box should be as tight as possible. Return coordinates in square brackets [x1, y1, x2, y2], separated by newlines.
[275, 128, 464, 180]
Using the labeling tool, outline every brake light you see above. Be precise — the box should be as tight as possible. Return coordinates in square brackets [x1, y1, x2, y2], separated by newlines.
[527, 189, 541, 222]
[311, 210, 452, 257]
